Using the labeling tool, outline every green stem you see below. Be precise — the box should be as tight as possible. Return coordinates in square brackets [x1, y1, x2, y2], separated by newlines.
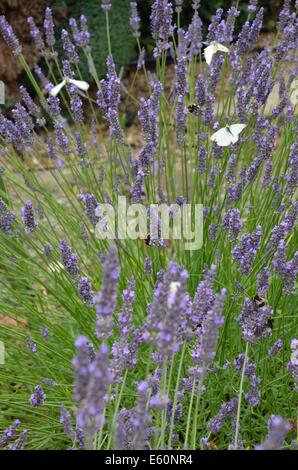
[234, 342, 249, 450]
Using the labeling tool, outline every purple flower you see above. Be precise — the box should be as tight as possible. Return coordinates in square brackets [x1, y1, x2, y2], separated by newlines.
[137, 47, 146, 70]
[70, 86, 84, 123]
[248, 0, 258, 13]
[94, 246, 120, 340]
[44, 7, 55, 47]
[195, 74, 206, 107]
[226, 154, 236, 182]
[130, 2, 141, 38]
[42, 378, 58, 387]
[0, 16, 22, 56]
[188, 11, 202, 57]
[286, 140, 298, 196]
[0, 198, 15, 234]
[269, 202, 298, 249]
[0, 419, 21, 449]
[139, 78, 162, 149]
[234, 354, 256, 378]
[225, 7, 240, 43]
[61, 29, 79, 64]
[75, 427, 84, 448]
[257, 267, 270, 296]
[29, 385, 46, 407]
[44, 243, 52, 259]
[175, 29, 188, 96]
[60, 405, 74, 438]
[11, 104, 35, 150]
[77, 276, 94, 307]
[69, 16, 90, 48]
[237, 297, 273, 343]
[245, 375, 261, 407]
[287, 338, 298, 393]
[73, 339, 113, 435]
[115, 381, 153, 450]
[131, 169, 145, 203]
[60, 240, 79, 277]
[207, 398, 237, 433]
[78, 193, 99, 226]
[191, 289, 226, 374]
[268, 339, 283, 357]
[144, 257, 152, 275]
[97, 56, 124, 144]
[19, 86, 41, 120]
[222, 208, 242, 243]
[41, 328, 49, 339]
[150, 0, 174, 58]
[35, 65, 53, 92]
[101, 0, 112, 12]
[209, 223, 218, 241]
[232, 226, 262, 275]
[54, 119, 70, 155]
[192, 264, 216, 326]
[21, 200, 37, 233]
[112, 277, 136, 379]
[255, 415, 291, 450]
[9, 430, 28, 450]
[174, 0, 184, 14]
[26, 335, 37, 354]
[197, 146, 207, 173]
[272, 240, 298, 295]
[27, 17, 46, 56]
[142, 262, 191, 356]
[207, 8, 224, 43]
[263, 159, 273, 188]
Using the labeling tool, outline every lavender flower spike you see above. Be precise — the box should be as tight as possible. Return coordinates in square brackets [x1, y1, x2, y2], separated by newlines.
[94, 246, 120, 340]
[9, 430, 28, 450]
[101, 0, 112, 12]
[44, 7, 55, 47]
[287, 338, 298, 393]
[21, 200, 37, 233]
[268, 339, 283, 357]
[29, 385, 46, 407]
[222, 208, 243, 243]
[130, 2, 141, 38]
[0, 16, 22, 56]
[0, 419, 21, 449]
[74, 340, 114, 438]
[60, 240, 79, 277]
[0, 197, 15, 233]
[150, 0, 174, 58]
[60, 405, 74, 438]
[255, 416, 291, 450]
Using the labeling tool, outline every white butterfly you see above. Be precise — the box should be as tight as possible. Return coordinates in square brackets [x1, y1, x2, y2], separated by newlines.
[290, 79, 298, 107]
[211, 124, 246, 147]
[49, 77, 89, 98]
[204, 41, 230, 66]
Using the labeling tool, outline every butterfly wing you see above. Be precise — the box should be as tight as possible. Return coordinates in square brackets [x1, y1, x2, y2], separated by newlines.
[216, 43, 230, 53]
[69, 79, 90, 91]
[211, 127, 234, 147]
[290, 88, 298, 106]
[49, 80, 66, 97]
[204, 44, 215, 66]
[290, 80, 298, 106]
[230, 124, 246, 137]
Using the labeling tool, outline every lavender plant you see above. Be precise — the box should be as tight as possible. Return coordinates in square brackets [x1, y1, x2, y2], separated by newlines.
[0, 1, 297, 451]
